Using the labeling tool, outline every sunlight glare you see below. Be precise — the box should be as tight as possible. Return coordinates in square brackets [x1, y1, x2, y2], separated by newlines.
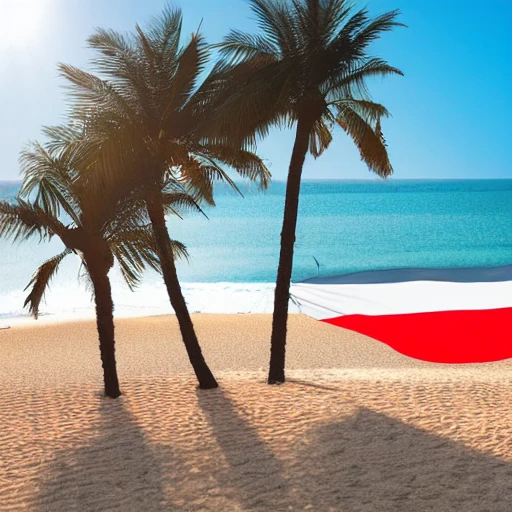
[1, 0, 52, 49]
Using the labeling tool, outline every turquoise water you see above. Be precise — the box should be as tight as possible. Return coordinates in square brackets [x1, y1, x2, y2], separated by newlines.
[1, 179, 511, 319]
[166, 179, 512, 281]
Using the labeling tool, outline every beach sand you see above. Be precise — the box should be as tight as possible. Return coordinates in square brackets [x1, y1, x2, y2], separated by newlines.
[1, 314, 511, 511]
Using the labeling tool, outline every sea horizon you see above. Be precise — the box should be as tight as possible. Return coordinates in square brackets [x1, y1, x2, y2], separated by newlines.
[2, 177, 512, 184]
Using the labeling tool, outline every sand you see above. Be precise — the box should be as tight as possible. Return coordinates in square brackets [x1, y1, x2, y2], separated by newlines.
[1, 314, 511, 511]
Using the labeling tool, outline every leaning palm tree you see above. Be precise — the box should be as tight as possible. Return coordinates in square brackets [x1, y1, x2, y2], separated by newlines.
[216, 0, 404, 383]
[57, 6, 271, 389]
[0, 131, 187, 398]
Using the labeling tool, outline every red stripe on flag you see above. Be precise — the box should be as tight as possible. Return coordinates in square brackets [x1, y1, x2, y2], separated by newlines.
[322, 307, 512, 363]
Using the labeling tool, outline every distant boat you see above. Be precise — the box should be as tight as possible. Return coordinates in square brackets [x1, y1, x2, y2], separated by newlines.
[290, 265, 512, 363]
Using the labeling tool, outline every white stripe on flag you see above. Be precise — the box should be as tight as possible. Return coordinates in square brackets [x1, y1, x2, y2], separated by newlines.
[290, 280, 512, 320]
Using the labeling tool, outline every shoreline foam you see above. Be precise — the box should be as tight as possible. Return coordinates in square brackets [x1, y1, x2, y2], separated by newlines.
[0, 281, 297, 326]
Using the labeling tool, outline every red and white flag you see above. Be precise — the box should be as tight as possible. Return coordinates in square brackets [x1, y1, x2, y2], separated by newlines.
[290, 266, 512, 363]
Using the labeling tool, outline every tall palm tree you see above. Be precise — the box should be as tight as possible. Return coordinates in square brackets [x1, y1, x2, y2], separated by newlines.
[216, 0, 404, 383]
[0, 130, 186, 398]
[57, 6, 271, 389]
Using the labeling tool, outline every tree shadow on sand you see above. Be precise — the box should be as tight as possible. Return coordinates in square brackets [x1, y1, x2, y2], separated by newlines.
[32, 392, 512, 512]
[35, 397, 169, 512]
[197, 388, 292, 511]
[293, 408, 512, 512]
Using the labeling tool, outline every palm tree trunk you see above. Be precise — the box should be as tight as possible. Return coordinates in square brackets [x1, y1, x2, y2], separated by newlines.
[268, 113, 316, 384]
[146, 196, 218, 389]
[88, 262, 121, 398]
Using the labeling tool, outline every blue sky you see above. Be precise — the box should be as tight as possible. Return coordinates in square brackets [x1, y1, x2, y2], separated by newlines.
[1, 0, 511, 181]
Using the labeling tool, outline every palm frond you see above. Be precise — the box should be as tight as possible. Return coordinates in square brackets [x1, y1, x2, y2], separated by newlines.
[0, 199, 67, 242]
[161, 192, 208, 219]
[197, 158, 244, 199]
[42, 124, 84, 150]
[19, 141, 82, 226]
[87, 28, 137, 79]
[135, 23, 157, 68]
[330, 7, 368, 54]
[309, 117, 333, 158]
[250, 0, 298, 58]
[109, 224, 188, 290]
[331, 98, 390, 123]
[109, 225, 160, 289]
[169, 238, 189, 262]
[23, 249, 72, 319]
[200, 59, 292, 145]
[216, 30, 278, 64]
[319, 0, 354, 45]
[103, 191, 149, 238]
[59, 64, 139, 124]
[351, 9, 405, 53]
[202, 144, 272, 189]
[293, 0, 352, 50]
[336, 103, 393, 177]
[326, 57, 403, 100]
[177, 159, 216, 205]
[161, 33, 209, 126]
[87, 28, 155, 118]
[146, 5, 182, 62]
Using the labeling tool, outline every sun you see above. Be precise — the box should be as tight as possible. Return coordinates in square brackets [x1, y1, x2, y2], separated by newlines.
[1, 0, 51, 48]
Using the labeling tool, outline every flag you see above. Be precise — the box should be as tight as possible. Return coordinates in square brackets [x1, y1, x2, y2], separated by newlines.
[290, 266, 512, 363]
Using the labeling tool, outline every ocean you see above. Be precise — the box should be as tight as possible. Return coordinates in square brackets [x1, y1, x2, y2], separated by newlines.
[1, 179, 511, 323]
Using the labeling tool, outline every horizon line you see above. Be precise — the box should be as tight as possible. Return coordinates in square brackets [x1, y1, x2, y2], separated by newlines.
[1, 177, 511, 185]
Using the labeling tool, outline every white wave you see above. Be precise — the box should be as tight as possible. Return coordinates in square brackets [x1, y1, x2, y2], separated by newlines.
[0, 279, 299, 326]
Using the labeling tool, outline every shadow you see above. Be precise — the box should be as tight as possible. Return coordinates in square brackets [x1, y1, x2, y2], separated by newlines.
[286, 378, 342, 392]
[300, 264, 512, 285]
[35, 398, 169, 512]
[30, 392, 511, 511]
[293, 408, 512, 511]
[197, 387, 291, 511]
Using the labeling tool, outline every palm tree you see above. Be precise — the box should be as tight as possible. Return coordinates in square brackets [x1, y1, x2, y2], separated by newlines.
[57, 6, 271, 389]
[0, 130, 186, 398]
[216, 0, 404, 383]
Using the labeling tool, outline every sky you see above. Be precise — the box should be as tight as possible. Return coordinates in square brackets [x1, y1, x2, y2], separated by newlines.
[1, 0, 511, 182]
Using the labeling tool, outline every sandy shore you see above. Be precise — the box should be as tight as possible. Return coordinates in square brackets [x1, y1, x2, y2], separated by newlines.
[1, 314, 511, 511]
